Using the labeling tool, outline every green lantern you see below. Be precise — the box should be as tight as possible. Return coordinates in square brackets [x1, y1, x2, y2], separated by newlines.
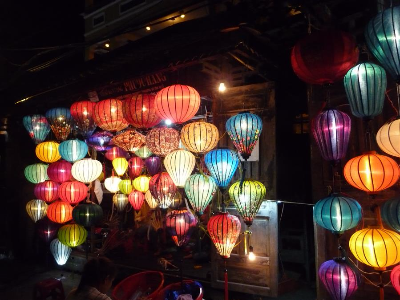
[119, 179, 134, 195]
[58, 224, 87, 247]
[72, 202, 103, 227]
[184, 174, 217, 216]
[134, 145, 153, 159]
[24, 163, 49, 184]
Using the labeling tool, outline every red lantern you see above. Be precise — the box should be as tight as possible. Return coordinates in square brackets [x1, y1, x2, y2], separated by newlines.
[128, 157, 144, 179]
[34, 180, 60, 203]
[154, 84, 201, 124]
[105, 147, 128, 161]
[149, 172, 177, 209]
[122, 93, 162, 128]
[291, 30, 359, 85]
[145, 127, 180, 157]
[36, 217, 60, 243]
[58, 181, 88, 205]
[112, 129, 146, 152]
[47, 160, 72, 183]
[391, 264, 400, 295]
[70, 100, 97, 137]
[93, 99, 129, 132]
[47, 200, 73, 224]
[128, 191, 145, 211]
[165, 208, 197, 247]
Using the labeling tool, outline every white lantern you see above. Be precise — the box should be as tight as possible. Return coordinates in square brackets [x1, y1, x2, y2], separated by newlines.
[26, 199, 48, 222]
[104, 176, 122, 193]
[164, 149, 196, 187]
[50, 238, 72, 265]
[145, 190, 159, 209]
[71, 158, 102, 183]
[377, 119, 400, 157]
[113, 194, 129, 212]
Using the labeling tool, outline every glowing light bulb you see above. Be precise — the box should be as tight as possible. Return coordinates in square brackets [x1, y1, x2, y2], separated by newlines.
[104, 43, 110, 48]
[218, 82, 226, 92]
[249, 247, 255, 261]
[142, 106, 147, 112]
[180, 14, 185, 18]
[146, 26, 151, 31]
[165, 119, 172, 126]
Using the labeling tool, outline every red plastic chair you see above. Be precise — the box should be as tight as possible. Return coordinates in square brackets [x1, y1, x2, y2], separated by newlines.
[33, 278, 65, 300]
[155, 280, 203, 300]
[112, 271, 164, 300]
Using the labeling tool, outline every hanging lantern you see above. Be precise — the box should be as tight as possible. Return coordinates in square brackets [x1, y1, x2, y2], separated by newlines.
[36, 141, 61, 163]
[122, 93, 162, 128]
[318, 259, 359, 300]
[376, 119, 400, 157]
[47, 201, 73, 224]
[37, 218, 60, 243]
[128, 191, 145, 211]
[207, 212, 241, 258]
[112, 157, 129, 176]
[59, 139, 88, 162]
[105, 147, 128, 161]
[34, 180, 59, 203]
[349, 226, 400, 269]
[180, 121, 219, 154]
[58, 181, 88, 205]
[119, 179, 133, 194]
[165, 209, 197, 247]
[47, 160, 72, 183]
[72, 202, 103, 227]
[184, 174, 217, 216]
[154, 84, 201, 124]
[145, 127, 180, 157]
[226, 112, 263, 160]
[71, 158, 103, 183]
[291, 30, 359, 85]
[343, 63, 386, 119]
[229, 179, 266, 227]
[93, 99, 129, 132]
[113, 193, 129, 212]
[128, 157, 144, 178]
[133, 175, 151, 193]
[112, 129, 146, 152]
[144, 156, 160, 176]
[343, 151, 399, 193]
[70, 100, 97, 137]
[381, 197, 400, 232]
[86, 131, 113, 151]
[149, 172, 177, 209]
[104, 176, 122, 193]
[145, 190, 159, 209]
[204, 149, 239, 190]
[164, 149, 196, 187]
[391, 264, 400, 295]
[50, 238, 72, 266]
[26, 199, 48, 223]
[312, 109, 351, 164]
[24, 163, 49, 184]
[135, 145, 153, 158]
[58, 224, 87, 247]
[45, 107, 74, 141]
[22, 114, 51, 144]
[313, 194, 362, 234]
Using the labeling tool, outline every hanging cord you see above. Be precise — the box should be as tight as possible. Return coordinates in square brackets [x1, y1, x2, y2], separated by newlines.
[385, 88, 399, 117]
[364, 130, 373, 152]
[396, 83, 400, 117]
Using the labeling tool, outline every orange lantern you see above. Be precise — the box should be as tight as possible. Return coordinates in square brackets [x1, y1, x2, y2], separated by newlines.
[111, 129, 146, 152]
[36, 141, 61, 163]
[122, 93, 162, 128]
[145, 127, 180, 157]
[47, 200, 73, 224]
[93, 99, 129, 132]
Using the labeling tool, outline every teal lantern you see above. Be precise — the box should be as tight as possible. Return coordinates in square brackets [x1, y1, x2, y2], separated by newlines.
[184, 174, 217, 216]
[204, 148, 239, 190]
[22, 114, 51, 144]
[72, 202, 103, 227]
[381, 197, 400, 232]
[313, 194, 362, 235]
[59, 139, 88, 162]
[24, 163, 49, 184]
[344, 63, 386, 119]
[45, 107, 74, 141]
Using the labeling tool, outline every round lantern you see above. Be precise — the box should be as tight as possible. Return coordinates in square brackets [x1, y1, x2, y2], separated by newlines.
[228, 179, 266, 226]
[26, 199, 48, 223]
[37, 218, 60, 243]
[122, 93, 162, 128]
[59, 139, 88, 162]
[128, 157, 144, 178]
[50, 239, 72, 266]
[207, 212, 241, 258]
[70, 100, 97, 137]
[391, 264, 400, 295]
[312, 109, 351, 163]
[344, 63, 386, 119]
[47, 200, 73, 224]
[318, 259, 359, 300]
[112, 157, 129, 176]
[180, 121, 219, 154]
[149, 172, 177, 209]
[128, 191, 145, 211]
[204, 149, 239, 190]
[291, 30, 359, 85]
[104, 176, 122, 193]
[154, 84, 201, 124]
[24, 163, 49, 184]
[105, 147, 128, 161]
[47, 160, 72, 183]
[226, 112, 263, 160]
[164, 149, 196, 187]
[71, 158, 102, 183]
[112, 129, 146, 152]
[144, 156, 160, 176]
[22, 114, 50, 144]
[184, 174, 217, 216]
[58, 224, 87, 247]
[45, 107, 74, 141]
[145, 127, 180, 157]
[34, 180, 59, 203]
[113, 193, 129, 212]
[135, 145, 153, 158]
[381, 197, 400, 232]
[376, 119, 400, 157]
[36, 141, 61, 163]
[86, 131, 113, 151]
[343, 151, 400, 193]
[313, 194, 362, 234]
[165, 208, 197, 247]
[145, 190, 158, 209]
[133, 175, 151, 193]
[93, 99, 129, 132]
[72, 202, 103, 227]
[349, 227, 400, 269]
[119, 179, 133, 194]
[58, 181, 88, 205]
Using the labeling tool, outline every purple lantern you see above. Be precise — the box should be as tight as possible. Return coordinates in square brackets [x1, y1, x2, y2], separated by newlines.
[319, 259, 359, 300]
[165, 208, 197, 247]
[145, 157, 161, 176]
[312, 109, 351, 164]
[86, 131, 113, 151]
[36, 217, 60, 243]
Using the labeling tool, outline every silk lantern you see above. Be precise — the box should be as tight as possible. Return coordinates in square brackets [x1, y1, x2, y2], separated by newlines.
[145, 127, 180, 157]
[50, 238, 72, 266]
[184, 174, 217, 216]
[128, 191, 145, 211]
[376, 119, 400, 157]
[47, 200, 73, 224]
[72, 202, 103, 227]
[37, 218, 60, 243]
[312, 109, 351, 164]
[59, 139, 88, 162]
[381, 197, 400, 232]
[24, 163, 49, 184]
[343, 151, 399, 193]
[135, 145, 153, 158]
[112, 157, 129, 176]
[112, 129, 146, 152]
[119, 179, 133, 194]
[105, 147, 128, 161]
[145, 190, 159, 209]
[165, 208, 197, 247]
[149, 172, 176, 209]
[133, 175, 151, 193]
[129, 157, 144, 178]
[144, 156, 160, 176]
[58, 181, 88, 205]
[23, 114, 50, 144]
[71, 158, 102, 183]
[122, 93, 162, 128]
[34, 180, 59, 203]
[47, 160, 72, 183]
[204, 149, 239, 190]
[344, 63, 386, 119]
[45, 107, 74, 141]
[86, 131, 113, 151]
[36, 141, 61, 163]
[58, 224, 87, 247]
[70, 100, 97, 137]
[180, 121, 219, 154]
[313, 194, 362, 234]
[93, 99, 129, 132]
[104, 176, 122, 193]
[164, 149, 196, 187]
[154, 84, 201, 124]
[26, 199, 48, 222]
[391, 264, 400, 295]
[113, 194, 129, 212]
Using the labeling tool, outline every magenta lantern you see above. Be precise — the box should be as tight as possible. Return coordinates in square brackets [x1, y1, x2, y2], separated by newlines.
[58, 181, 88, 205]
[145, 156, 161, 176]
[128, 191, 145, 211]
[392, 264, 400, 295]
[165, 208, 197, 247]
[36, 217, 60, 243]
[128, 157, 144, 179]
[47, 160, 72, 183]
[34, 180, 60, 203]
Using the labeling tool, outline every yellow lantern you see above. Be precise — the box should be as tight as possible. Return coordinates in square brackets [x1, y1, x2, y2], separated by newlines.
[113, 193, 129, 212]
[58, 224, 87, 247]
[180, 121, 219, 154]
[119, 179, 133, 194]
[164, 149, 196, 187]
[145, 190, 158, 209]
[112, 157, 128, 176]
[35, 141, 61, 163]
[26, 199, 48, 222]
[104, 176, 121, 193]
[133, 175, 151, 192]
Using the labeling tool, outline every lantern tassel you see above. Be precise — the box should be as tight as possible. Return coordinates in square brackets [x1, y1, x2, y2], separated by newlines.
[224, 259, 229, 300]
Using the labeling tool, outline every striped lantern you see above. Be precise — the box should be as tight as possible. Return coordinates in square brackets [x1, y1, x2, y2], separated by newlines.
[122, 93, 162, 128]
[47, 160, 72, 183]
[135, 145, 153, 158]
[24, 163, 49, 184]
[391, 264, 400, 295]
[113, 194, 129, 212]
[112, 129, 146, 152]
[86, 131, 113, 151]
[180, 121, 219, 154]
[59, 139, 88, 162]
[22, 114, 51, 144]
[93, 99, 129, 132]
[36, 141, 61, 163]
[112, 157, 129, 176]
[26, 199, 48, 223]
[34, 180, 60, 203]
[128, 191, 145, 211]
[204, 149, 239, 190]
[144, 156, 160, 176]
[37, 218, 60, 243]
[72, 202, 103, 227]
[71, 158, 102, 183]
[50, 238, 72, 265]
[70, 100, 97, 137]
[105, 147, 128, 161]
[381, 197, 400, 232]
[149, 172, 176, 209]
[145, 190, 158, 209]
[128, 157, 144, 178]
[164, 149, 196, 187]
[47, 201, 73, 224]
[58, 181, 88, 205]
[58, 224, 87, 247]
[165, 208, 197, 247]
[133, 175, 151, 193]
[377, 119, 400, 157]
[145, 127, 180, 157]
[119, 179, 133, 195]
[104, 176, 122, 193]
[184, 174, 217, 216]
[45, 107, 74, 141]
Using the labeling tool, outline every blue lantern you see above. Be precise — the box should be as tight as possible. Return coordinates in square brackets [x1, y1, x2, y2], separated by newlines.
[313, 194, 362, 235]
[23, 114, 51, 144]
[226, 112, 262, 160]
[381, 197, 400, 232]
[204, 149, 239, 190]
[45, 107, 74, 141]
[86, 131, 113, 151]
[343, 63, 386, 119]
[59, 139, 88, 162]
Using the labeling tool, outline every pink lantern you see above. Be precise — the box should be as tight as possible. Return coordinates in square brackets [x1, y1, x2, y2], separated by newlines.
[165, 208, 197, 247]
[47, 160, 72, 183]
[128, 157, 144, 179]
[34, 180, 60, 203]
[128, 191, 145, 211]
[105, 147, 128, 161]
[391, 264, 400, 295]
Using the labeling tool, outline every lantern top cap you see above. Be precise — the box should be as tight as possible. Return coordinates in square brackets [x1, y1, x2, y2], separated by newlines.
[363, 151, 377, 155]
[367, 225, 384, 229]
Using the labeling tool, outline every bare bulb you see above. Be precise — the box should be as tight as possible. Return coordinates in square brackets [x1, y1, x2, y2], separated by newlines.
[248, 246, 255, 261]
[218, 82, 226, 92]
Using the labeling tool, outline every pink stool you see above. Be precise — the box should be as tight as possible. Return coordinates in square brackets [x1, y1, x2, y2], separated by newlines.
[33, 278, 65, 300]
